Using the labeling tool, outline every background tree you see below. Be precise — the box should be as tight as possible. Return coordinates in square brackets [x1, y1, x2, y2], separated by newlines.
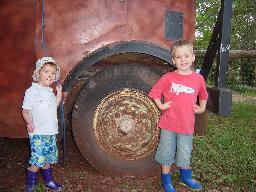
[195, 0, 256, 89]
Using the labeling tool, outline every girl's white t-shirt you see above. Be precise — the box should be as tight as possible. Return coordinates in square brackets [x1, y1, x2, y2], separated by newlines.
[22, 83, 59, 135]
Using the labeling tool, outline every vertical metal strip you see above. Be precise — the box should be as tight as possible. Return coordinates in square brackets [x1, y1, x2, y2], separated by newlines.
[41, 0, 48, 56]
[59, 99, 66, 165]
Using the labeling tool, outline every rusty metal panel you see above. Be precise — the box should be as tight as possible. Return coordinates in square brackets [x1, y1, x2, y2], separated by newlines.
[125, 0, 195, 48]
[35, 0, 196, 82]
[35, 0, 128, 77]
[0, 0, 37, 137]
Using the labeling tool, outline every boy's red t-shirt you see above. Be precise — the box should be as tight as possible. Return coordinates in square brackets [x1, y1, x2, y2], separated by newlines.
[148, 71, 208, 134]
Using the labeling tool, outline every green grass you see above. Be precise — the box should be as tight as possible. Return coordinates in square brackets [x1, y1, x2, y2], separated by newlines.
[193, 102, 256, 191]
[32, 182, 45, 192]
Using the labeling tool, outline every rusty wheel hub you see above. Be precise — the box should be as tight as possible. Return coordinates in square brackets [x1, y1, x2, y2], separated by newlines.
[93, 88, 160, 160]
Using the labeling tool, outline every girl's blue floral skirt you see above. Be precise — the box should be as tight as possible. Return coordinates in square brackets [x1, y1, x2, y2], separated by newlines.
[29, 135, 58, 167]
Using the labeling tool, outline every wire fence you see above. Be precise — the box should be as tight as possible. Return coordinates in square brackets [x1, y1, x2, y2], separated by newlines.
[195, 57, 256, 90]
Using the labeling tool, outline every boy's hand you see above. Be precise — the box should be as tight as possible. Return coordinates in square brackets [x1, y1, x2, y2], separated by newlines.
[153, 99, 172, 111]
[194, 104, 205, 114]
[160, 101, 172, 110]
[27, 123, 34, 133]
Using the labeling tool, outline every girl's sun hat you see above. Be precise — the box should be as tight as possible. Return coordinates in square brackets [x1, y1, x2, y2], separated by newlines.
[32, 57, 60, 82]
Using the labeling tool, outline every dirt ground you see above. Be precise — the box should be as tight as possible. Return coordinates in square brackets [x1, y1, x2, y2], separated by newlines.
[232, 92, 256, 104]
[0, 132, 194, 192]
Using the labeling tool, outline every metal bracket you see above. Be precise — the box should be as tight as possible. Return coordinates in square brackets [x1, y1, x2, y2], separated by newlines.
[165, 10, 183, 41]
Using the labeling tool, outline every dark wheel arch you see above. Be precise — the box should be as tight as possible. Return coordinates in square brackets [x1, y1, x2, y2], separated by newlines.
[63, 41, 172, 92]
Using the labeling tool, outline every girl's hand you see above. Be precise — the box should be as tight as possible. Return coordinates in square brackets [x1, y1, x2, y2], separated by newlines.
[161, 101, 172, 110]
[56, 84, 62, 97]
[56, 84, 63, 106]
[27, 123, 34, 133]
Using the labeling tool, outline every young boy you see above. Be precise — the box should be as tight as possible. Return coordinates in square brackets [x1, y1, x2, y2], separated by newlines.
[148, 40, 208, 192]
[22, 57, 62, 192]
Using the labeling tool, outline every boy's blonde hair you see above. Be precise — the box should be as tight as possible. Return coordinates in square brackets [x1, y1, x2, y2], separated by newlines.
[171, 40, 194, 58]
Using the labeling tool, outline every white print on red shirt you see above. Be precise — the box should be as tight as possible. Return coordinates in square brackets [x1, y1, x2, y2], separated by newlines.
[170, 82, 195, 95]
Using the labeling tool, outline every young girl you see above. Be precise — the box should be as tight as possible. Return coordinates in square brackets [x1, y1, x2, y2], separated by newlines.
[22, 57, 62, 192]
[148, 40, 208, 192]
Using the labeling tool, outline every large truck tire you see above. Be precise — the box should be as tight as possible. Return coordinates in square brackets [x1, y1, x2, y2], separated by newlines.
[72, 64, 163, 176]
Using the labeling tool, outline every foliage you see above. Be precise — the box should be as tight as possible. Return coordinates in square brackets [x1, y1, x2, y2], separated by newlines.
[193, 102, 256, 191]
[195, 0, 220, 49]
[195, 0, 256, 88]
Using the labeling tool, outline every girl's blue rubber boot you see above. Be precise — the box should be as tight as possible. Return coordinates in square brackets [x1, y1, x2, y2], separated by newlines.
[26, 169, 38, 192]
[180, 169, 203, 190]
[161, 173, 176, 192]
[41, 168, 62, 191]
